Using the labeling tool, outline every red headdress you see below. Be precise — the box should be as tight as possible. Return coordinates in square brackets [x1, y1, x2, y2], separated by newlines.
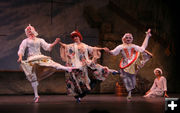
[70, 30, 83, 41]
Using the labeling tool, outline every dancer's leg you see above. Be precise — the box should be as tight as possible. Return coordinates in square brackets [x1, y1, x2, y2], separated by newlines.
[31, 81, 39, 97]
[31, 72, 40, 103]
[41, 60, 76, 72]
[31, 81, 40, 103]
[121, 72, 135, 101]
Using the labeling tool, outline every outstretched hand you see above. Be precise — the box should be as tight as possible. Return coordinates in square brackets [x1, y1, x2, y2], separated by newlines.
[146, 28, 152, 37]
[50, 38, 61, 49]
[17, 55, 22, 63]
[54, 38, 61, 44]
[103, 47, 110, 52]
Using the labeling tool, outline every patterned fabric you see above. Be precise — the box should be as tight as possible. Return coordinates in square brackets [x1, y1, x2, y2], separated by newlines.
[120, 51, 152, 91]
[20, 55, 57, 82]
[110, 32, 151, 93]
[123, 51, 152, 74]
[60, 43, 113, 97]
[18, 37, 70, 83]
[119, 51, 152, 91]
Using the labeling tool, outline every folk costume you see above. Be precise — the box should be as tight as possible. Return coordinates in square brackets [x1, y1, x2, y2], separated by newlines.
[60, 30, 117, 102]
[18, 24, 73, 102]
[109, 30, 152, 100]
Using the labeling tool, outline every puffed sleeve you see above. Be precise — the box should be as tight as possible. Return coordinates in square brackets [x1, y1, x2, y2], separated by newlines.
[40, 38, 51, 51]
[110, 45, 123, 56]
[18, 39, 27, 56]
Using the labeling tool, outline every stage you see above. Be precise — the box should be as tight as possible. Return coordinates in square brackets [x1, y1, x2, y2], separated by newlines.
[0, 94, 179, 113]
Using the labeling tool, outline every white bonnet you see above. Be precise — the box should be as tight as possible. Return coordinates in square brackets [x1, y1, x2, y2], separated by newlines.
[154, 68, 163, 75]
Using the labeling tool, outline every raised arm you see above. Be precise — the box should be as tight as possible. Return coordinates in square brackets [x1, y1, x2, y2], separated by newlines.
[133, 29, 151, 52]
[41, 38, 60, 51]
[141, 29, 152, 50]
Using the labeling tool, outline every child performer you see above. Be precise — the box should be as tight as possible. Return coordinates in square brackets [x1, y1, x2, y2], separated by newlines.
[17, 24, 75, 103]
[144, 68, 169, 98]
[105, 29, 152, 101]
[59, 30, 117, 103]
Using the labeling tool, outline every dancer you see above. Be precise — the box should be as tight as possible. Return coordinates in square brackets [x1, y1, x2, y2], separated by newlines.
[17, 24, 75, 103]
[59, 30, 117, 103]
[144, 68, 169, 98]
[105, 29, 152, 101]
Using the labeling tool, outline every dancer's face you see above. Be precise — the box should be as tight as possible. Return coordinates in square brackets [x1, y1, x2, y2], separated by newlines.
[124, 36, 133, 44]
[73, 35, 81, 43]
[154, 70, 161, 76]
[26, 27, 35, 38]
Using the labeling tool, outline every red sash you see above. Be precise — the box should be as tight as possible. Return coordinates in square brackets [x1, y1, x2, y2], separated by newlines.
[119, 48, 138, 69]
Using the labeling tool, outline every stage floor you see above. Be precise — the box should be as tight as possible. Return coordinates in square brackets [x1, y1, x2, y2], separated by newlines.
[0, 94, 179, 113]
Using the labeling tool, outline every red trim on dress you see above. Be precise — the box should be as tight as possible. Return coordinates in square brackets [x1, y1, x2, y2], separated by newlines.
[119, 48, 138, 69]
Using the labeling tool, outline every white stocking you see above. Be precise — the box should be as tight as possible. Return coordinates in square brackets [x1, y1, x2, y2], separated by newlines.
[31, 81, 39, 98]
[128, 90, 132, 97]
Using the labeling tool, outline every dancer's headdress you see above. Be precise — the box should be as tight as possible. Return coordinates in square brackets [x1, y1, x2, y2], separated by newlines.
[70, 30, 83, 41]
[154, 68, 163, 75]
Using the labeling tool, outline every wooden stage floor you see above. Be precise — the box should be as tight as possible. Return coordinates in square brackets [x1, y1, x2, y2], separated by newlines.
[0, 94, 179, 113]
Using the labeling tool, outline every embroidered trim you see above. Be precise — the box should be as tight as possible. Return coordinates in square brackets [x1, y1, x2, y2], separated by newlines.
[119, 50, 139, 69]
[123, 48, 135, 60]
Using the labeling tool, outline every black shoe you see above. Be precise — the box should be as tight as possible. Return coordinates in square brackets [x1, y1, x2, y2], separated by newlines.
[76, 98, 81, 103]
[112, 70, 120, 75]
